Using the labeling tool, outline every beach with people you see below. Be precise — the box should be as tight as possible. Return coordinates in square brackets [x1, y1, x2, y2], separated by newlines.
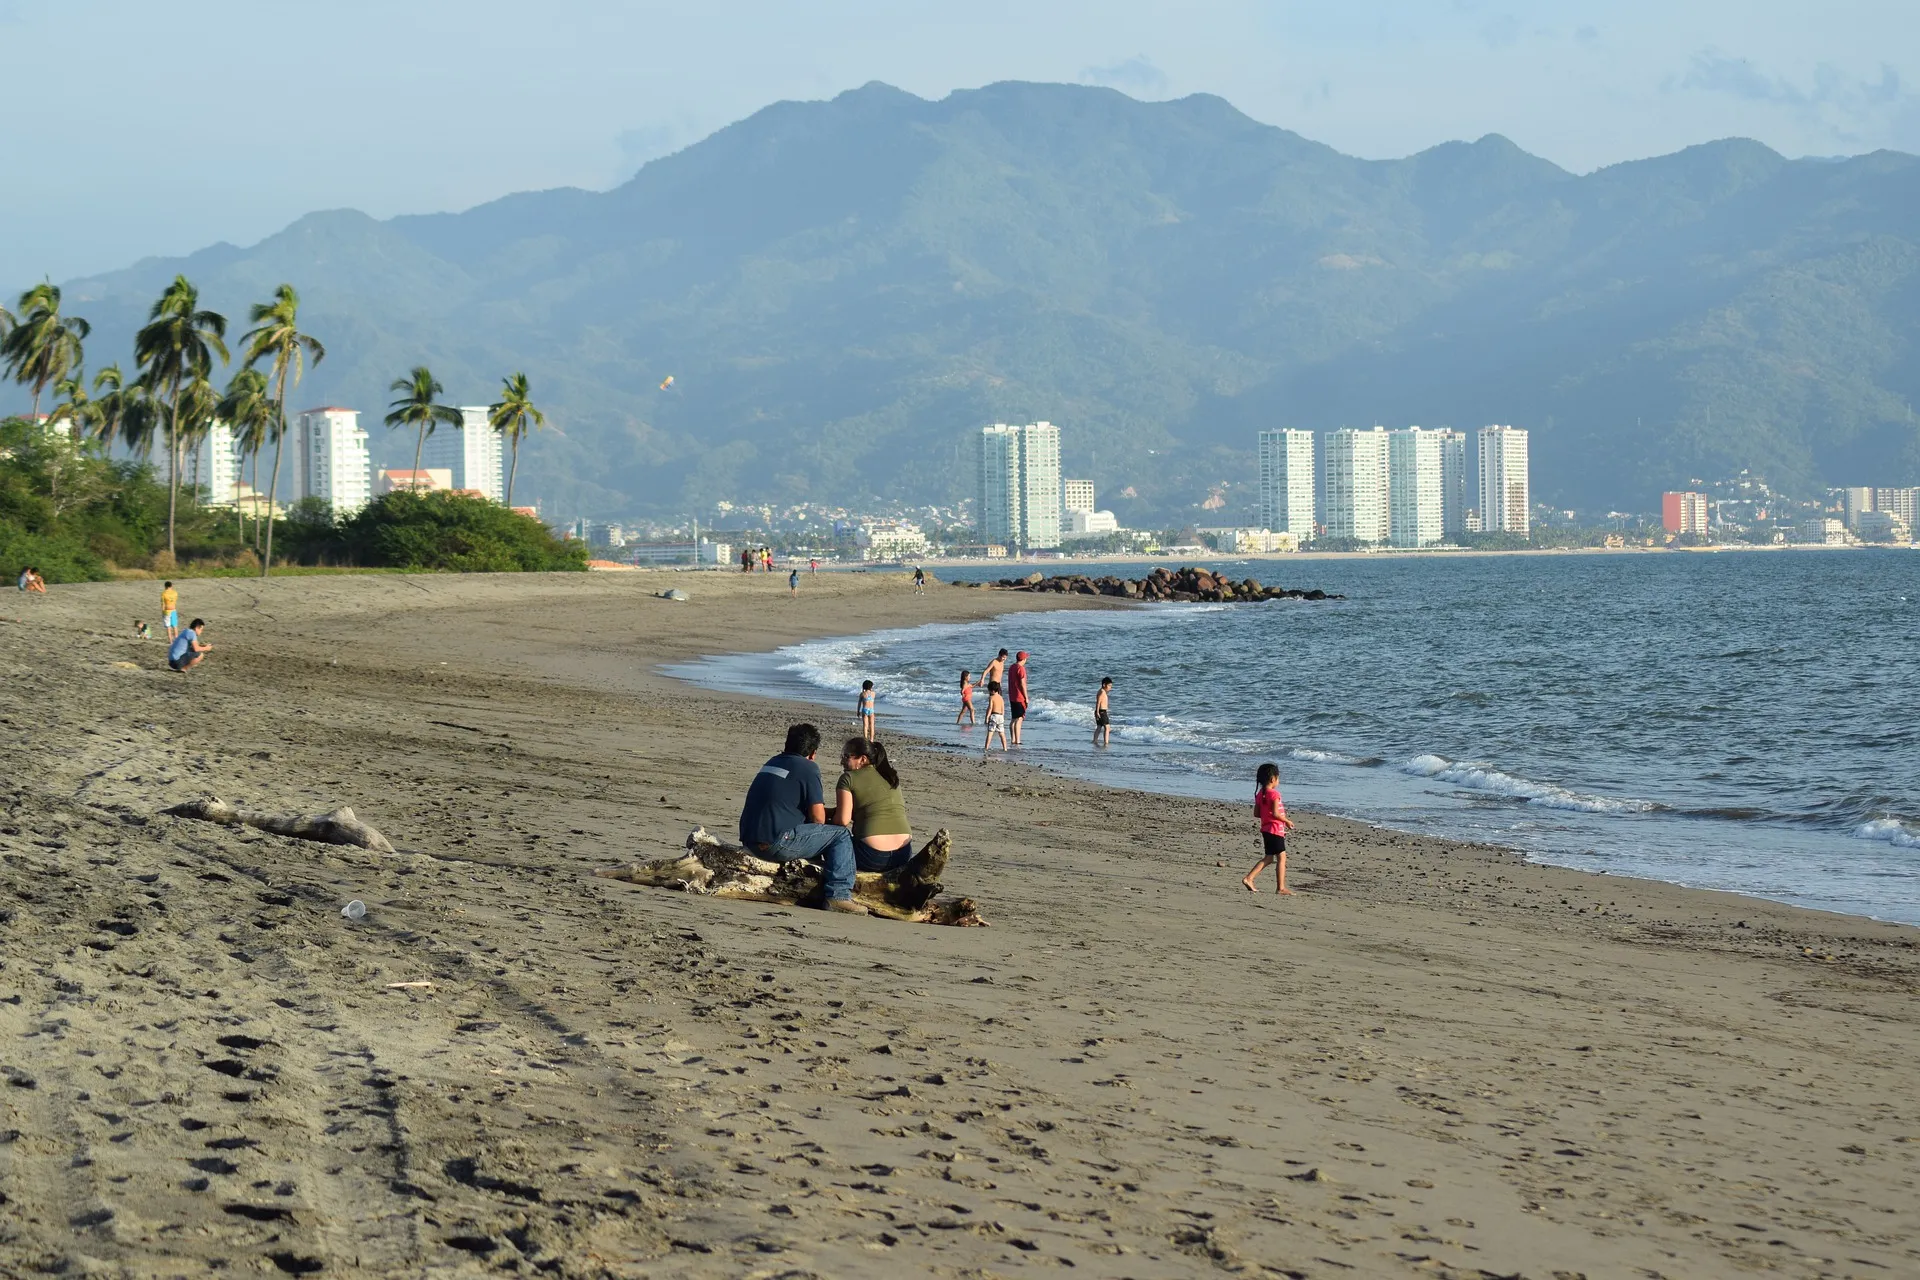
[2, 569, 1918, 1276]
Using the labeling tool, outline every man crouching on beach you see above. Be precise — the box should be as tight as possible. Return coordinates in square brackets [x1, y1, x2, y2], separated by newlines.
[168, 618, 211, 673]
[738, 723, 867, 915]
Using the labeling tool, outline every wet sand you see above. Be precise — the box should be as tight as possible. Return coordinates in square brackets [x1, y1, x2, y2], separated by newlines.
[2, 570, 1916, 1279]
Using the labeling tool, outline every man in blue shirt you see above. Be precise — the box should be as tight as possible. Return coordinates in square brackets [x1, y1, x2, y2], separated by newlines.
[738, 723, 864, 914]
[168, 618, 211, 673]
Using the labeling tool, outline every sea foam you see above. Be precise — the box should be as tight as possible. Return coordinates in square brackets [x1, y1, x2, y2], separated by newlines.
[1400, 754, 1652, 815]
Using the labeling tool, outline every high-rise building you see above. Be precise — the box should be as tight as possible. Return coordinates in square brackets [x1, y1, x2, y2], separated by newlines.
[293, 407, 373, 516]
[1662, 491, 1710, 535]
[1476, 425, 1530, 536]
[1324, 427, 1390, 544]
[1841, 487, 1876, 529]
[1387, 427, 1446, 547]
[164, 422, 242, 506]
[422, 407, 505, 502]
[1257, 429, 1316, 539]
[1874, 487, 1919, 529]
[978, 422, 1062, 549]
[1437, 429, 1468, 536]
[1062, 479, 1095, 515]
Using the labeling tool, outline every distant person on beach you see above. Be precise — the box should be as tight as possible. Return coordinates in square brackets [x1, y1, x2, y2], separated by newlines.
[956, 670, 975, 726]
[738, 723, 864, 914]
[856, 680, 876, 739]
[168, 618, 211, 673]
[982, 684, 1009, 757]
[161, 581, 179, 639]
[913, 566, 926, 593]
[835, 737, 919, 875]
[1242, 762, 1295, 894]
[789, 568, 799, 598]
[810, 557, 818, 575]
[741, 548, 753, 573]
[13, 567, 26, 593]
[22, 567, 46, 594]
[984, 649, 1008, 697]
[763, 548, 773, 573]
[1007, 651, 1030, 745]
[134, 619, 151, 640]
[1093, 676, 1113, 747]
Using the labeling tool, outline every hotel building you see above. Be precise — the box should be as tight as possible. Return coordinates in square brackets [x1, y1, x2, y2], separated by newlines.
[1257, 429, 1316, 540]
[1387, 427, 1447, 547]
[1662, 490, 1711, 536]
[979, 422, 1062, 550]
[1324, 426, 1391, 544]
[293, 407, 373, 516]
[422, 406, 506, 502]
[1476, 425, 1530, 536]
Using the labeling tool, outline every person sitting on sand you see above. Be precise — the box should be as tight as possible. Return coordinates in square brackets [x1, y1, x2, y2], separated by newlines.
[25, 567, 47, 594]
[834, 737, 919, 876]
[13, 567, 26, 593]
[168, 618, 211, 673]
[738, 723, 866, 915]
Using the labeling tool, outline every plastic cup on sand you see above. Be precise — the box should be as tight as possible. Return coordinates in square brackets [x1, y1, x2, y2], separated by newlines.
[342, 900, 366, 921]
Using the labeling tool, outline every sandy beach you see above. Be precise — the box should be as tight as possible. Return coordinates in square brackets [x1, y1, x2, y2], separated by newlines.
[3, 570, 1917, 1279]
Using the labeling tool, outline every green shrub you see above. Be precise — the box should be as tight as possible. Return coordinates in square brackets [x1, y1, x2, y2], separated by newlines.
[336, 491, 586, 572]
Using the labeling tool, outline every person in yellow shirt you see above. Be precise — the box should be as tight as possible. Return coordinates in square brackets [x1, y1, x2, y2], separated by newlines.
[161, 581, 179, 640]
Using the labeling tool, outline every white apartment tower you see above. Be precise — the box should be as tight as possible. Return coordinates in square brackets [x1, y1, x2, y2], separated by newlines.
[294, 407, 373, 516]
[979, 422, 1062, 550]
[165, 422, 242, 506]
[1324, 427, 1391, 544]
[1257, 429, 1316, 539]
[1387, 427, 1447, 548]
[1476, 425, 1530, 537]
[1438, 428, 1468, 536]
[1062, 478, 1095, 515]
[422, 407, 506, 503]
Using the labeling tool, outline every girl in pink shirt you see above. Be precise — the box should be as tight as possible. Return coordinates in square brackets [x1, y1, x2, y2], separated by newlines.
[1242, 762, 1296, 894]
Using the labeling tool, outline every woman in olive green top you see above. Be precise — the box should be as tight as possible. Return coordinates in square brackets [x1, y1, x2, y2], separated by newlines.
[835, 737, 917, 874]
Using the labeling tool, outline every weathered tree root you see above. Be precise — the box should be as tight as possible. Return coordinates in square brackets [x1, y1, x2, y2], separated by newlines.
[161, 797, 396, 853]
[596, 826, 986, 926]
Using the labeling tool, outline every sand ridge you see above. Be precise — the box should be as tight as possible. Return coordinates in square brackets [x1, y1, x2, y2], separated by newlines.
[2, 570, 1917, 1278]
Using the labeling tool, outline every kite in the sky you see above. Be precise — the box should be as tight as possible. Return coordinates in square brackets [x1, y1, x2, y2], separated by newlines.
[659, 375, 675, 391]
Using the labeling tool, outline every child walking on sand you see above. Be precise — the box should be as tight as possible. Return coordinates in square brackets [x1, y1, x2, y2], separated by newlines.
[956, 670, 975, 726]
[1242, 762, 1295, 894]
[856, 680, 876, 739]
[982, 684, 1009, 757]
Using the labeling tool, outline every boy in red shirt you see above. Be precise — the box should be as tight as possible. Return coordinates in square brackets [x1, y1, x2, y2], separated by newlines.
[1242, 762, 1296, 894]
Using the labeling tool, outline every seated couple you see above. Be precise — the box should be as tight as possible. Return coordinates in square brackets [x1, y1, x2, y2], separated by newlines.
[738, 723, 931, 916]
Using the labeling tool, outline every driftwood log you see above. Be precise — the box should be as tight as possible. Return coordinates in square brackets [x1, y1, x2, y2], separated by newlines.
[597, 826, 987, 926]
[161, 797, 396, 853]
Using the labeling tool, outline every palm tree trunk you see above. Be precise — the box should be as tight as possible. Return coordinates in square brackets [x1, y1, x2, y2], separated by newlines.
[262, 364, 290, 579]
[249, 450, 261, 550]
[166, 395, 180, 557]
[412, 425, 425, 482]
[507, 436, 520, 507]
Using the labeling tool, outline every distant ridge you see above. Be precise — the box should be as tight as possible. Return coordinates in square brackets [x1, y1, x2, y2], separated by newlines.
[50, 80, 1920, 520]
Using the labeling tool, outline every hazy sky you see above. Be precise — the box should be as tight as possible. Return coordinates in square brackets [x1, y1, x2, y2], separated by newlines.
[1, 0, 1913, 289]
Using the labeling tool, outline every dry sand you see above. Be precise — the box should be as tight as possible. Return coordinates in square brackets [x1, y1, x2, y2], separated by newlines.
[1, 570, 1916, 1279]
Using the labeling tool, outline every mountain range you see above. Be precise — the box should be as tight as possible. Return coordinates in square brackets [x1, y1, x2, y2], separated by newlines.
[51, 80, 1920, 524]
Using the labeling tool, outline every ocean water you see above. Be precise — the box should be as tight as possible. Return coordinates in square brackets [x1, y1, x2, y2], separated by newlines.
[670, 551, 1920, 926]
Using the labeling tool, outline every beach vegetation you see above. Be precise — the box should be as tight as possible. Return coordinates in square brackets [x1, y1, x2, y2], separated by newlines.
[385, 364, 460, 480]
[273, 489, 587, 573]
[133, 276, 228, 557]
[239, 283, 325, 578]
[1, 282, 90, 421]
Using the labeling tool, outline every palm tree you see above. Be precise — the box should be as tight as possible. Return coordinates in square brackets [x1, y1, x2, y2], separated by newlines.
[220, 367, 276, 545]
[89, 364, 129, 448]
[134, 275, 227, 556]
[46, 371, 94, 437]
[174, 375, 222, 507]
[1, 282, 91, 419]
[488, 372, 546, 507]
[241, 285, 325, 577]
[385, 365, 460, 485]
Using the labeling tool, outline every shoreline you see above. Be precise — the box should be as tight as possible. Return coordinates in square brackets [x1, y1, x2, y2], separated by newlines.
[5, 572, 1918, 1276]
